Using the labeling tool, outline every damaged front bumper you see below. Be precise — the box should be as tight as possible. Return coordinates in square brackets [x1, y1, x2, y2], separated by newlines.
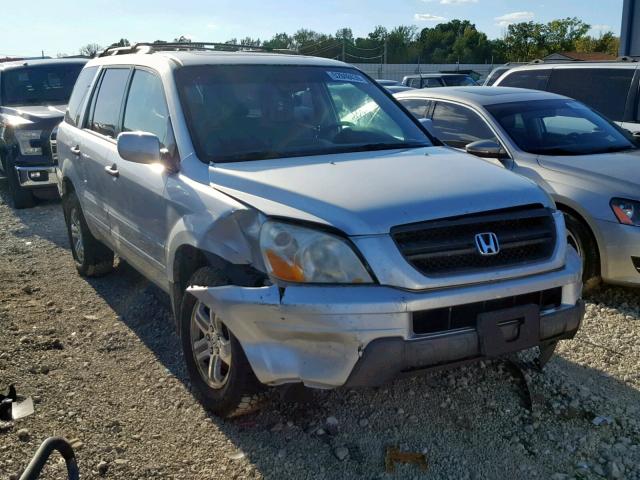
[188, 250, 583, 389]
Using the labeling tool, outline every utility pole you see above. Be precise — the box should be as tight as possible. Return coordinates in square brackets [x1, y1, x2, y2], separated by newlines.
[383, 38, 387, 65]
[41, 50, 44, 58]
[342, 38, 345, 62]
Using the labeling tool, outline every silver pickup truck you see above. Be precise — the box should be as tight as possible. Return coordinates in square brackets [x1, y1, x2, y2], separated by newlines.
[56, 43, 584, 417]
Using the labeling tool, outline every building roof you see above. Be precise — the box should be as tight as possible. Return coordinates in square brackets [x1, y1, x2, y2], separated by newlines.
[544, 51, 618, 62]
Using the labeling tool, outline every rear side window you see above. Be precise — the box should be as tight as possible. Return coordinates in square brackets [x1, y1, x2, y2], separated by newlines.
[430, 102, 495, 148]
[499, 70, 551, 90]
[424, 78, 443, 88]
[90, 68, 130, 138]
[547, 68, 634, 121]
[408, 78, 420, 88]
[65, 66, 98, 127]
[399, 99, 431, 119]
[123, 69, 171, 149]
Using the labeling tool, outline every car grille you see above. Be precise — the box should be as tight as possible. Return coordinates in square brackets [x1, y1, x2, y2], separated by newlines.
[412, 287, 562, 335]
[391, 205, 556, 276]
[49, 128, 58, 164]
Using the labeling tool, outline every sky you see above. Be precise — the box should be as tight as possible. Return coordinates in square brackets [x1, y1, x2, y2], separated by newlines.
[0, 0, 624, 57]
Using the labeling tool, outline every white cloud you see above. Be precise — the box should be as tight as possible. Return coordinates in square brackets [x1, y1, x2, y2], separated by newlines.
[591, 24, 612, 32]
[414, 13, 447, 22]
[440, 0, 478, 4]
[495, 11, 535, 27]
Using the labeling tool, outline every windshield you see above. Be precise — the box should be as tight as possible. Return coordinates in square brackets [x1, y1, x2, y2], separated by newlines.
[443, 75, 478, 87]
[486, 99, 636, 156]
[175, 65, 432, 163]
[1, 63, 84, 106]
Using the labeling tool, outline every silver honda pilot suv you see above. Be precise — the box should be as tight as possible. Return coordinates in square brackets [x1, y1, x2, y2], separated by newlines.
[56, 43, 584, 417]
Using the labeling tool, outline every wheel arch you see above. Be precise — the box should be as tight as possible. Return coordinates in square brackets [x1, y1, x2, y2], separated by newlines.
[554, 200, 602, 275]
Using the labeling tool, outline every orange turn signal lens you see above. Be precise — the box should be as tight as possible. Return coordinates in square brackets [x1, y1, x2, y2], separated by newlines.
[265, 249, 305, 282]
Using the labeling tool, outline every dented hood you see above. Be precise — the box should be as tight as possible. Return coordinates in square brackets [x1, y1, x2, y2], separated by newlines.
[209, 147, 551, 236]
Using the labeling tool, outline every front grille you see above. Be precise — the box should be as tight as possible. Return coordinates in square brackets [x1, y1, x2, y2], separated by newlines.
[391, 205, 556, 276]
[412, 287, 562, 335]
[49, 128, 58, 164]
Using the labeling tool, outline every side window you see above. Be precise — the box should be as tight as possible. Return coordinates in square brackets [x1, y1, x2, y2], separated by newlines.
[408, 78, 420, 88]
[499, 70, 551, 90]
[399, 99, 431, 119]
[65, 66, 98, 127]
[547, 68, 634, 121]
[424, 78, 443, 88]
[89, 68, 130, 138]
[430, 102, 496, 148]
[122, 69, 172, 150]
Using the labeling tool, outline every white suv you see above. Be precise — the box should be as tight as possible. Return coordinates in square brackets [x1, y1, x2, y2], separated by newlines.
[56, 43, 584, 417]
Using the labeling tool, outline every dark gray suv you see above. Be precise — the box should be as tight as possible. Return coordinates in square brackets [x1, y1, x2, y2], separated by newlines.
[0, 58, 87, 208]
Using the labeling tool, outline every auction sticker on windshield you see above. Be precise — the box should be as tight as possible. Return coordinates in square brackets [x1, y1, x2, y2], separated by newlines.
[327, 71, 367, 83]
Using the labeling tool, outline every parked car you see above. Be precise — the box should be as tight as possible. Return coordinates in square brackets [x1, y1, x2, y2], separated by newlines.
[483, 65, 517, 86]
[0, 58, 87, 208]
[493, 61, 640, 135]
[402, 73, 478, 89]
[395, 86, 640, 289]
[375, 79, 401, 87]
[57, 43, 583, 417]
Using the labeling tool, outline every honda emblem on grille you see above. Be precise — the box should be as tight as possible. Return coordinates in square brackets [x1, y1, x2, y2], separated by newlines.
[475, 232, 500, 256]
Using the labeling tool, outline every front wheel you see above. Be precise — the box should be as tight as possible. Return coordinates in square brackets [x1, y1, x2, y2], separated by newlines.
[62, 191, 114, 277]
[564, 212, 600, 292]
[180, 267, 265, 418]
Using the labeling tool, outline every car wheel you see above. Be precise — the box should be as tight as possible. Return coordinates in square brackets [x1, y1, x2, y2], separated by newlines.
[5, 156, 36, 209]
[564, 212, 600, 292]
[62, 191, 114, 276]
[180, 267, 265, 418]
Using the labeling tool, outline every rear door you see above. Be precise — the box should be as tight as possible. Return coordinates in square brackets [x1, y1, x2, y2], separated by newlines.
[101, 67, 175, 284]
[79, 67, 131, 235]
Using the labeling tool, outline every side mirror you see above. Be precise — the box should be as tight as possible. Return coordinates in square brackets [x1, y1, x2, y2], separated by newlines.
[117, 132, 161, 164]
[466, 139, 509, 160]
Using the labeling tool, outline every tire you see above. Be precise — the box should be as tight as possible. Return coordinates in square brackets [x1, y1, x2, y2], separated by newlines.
[62, 191, 114, 277]
[6, 156, 36, 209]
[180, 267, 265, 418]
[563, 212, 601, 292]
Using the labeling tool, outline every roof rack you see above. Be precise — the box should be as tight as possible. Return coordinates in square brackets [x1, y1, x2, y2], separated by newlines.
[529, 56, 640, 64]
[98, 42, 298, 57]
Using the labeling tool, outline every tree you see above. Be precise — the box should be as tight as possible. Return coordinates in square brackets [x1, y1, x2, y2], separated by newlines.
[419, 20, 492, 63]
[544, 17, 590, 52]
[575, 31, 620, 56]
[79, 43, 102, 57]
[174, 35, 192, 43]
[109, 38, 130, 48]
[263, 32, 293, 50]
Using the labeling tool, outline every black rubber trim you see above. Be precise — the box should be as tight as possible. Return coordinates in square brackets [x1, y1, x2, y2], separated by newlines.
[344, 300, 584, 388]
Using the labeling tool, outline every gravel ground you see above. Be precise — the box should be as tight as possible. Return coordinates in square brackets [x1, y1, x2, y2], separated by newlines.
[0, 177, 639, 480]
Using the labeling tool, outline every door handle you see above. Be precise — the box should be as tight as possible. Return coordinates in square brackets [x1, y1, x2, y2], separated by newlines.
[104, 164, 119, 178]
[70, 145, 81, 155]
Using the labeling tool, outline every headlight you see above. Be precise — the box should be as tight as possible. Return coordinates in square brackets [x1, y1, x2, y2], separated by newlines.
[15, 129, 43, 156]
[259, 221, 373, 284]
[610, 198, 640, 226]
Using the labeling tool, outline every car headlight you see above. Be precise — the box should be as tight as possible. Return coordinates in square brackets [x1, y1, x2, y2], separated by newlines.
[611, 198, 640, 226]
[15, 129, 43, 156]
[259, 221, 373, 284]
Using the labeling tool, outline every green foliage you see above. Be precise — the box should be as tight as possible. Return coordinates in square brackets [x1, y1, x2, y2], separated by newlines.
[146, 17, 619, 64]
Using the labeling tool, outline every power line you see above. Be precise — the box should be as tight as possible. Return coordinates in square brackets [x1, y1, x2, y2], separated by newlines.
[344, 52, 384, 60]
[298, 37, 338, 52]
[303, 42, 342, 56]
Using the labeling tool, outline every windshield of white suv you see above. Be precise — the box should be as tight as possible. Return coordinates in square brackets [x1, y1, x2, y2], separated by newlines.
[175, 65, 432, 163]
[486, 99, 636, 156]
[1, 63, 84, 106]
